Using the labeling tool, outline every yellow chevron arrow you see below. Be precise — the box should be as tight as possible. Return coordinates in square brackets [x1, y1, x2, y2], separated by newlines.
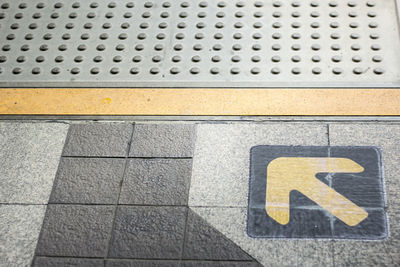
[265, 157, 368, 226]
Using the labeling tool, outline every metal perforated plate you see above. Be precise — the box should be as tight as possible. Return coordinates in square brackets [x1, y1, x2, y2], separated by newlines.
[0, 0, 399, 88]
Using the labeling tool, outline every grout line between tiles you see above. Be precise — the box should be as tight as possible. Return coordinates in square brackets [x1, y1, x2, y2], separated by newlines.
[46, 203, 188, 207]
[34, 254, 256, 262]
[103, 123, 135, 267]
[326, 129, 336, 266]
[327, 124, 331, 146]
[0, 203, 48, 206]
[61, 156, 193, 159]
[180, 207, 189, 267]
[179, 125, 197, 266]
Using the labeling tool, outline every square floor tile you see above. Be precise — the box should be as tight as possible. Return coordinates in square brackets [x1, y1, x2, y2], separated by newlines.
[63, 123, 133, 157]
[50, 158, 125, 204]
[108, 206, 186, 259]
[129, 124, 195, 157]
[0, 205, 46, 267]
[36, 205, 114, 257]
[119, 159, 192, 205]
[0, 123, 68, 204]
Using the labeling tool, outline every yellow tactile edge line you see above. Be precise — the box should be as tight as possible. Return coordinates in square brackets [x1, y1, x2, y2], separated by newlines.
[0, 88, 399, 115]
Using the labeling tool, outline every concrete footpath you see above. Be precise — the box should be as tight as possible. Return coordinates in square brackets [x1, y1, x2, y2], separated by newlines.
[0, 120, 399, 267]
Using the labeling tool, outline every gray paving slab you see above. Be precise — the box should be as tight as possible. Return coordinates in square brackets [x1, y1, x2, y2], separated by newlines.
[189, 123, 332, 266]
[119, 159, 192, 205]
[108, 206, 186, 259]
[183, 209, 252, 261]
[50, 158, 125, 204]
[191, 207, 333, 267]
[63, 123, 133, 157]
[106, 260, 180, 267]
[329, 123, 400, 266]
[0, 122, 68, 204]
[129, 124, 196, 157]
[0, 205, 46, 267]
[189, 123, 328, 207]
[36, 205, 115, 257]
[33, 257, 103, 267]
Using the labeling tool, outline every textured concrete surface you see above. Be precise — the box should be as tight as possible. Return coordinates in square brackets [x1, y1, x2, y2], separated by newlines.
[36, 205, 115, 257]
[119, 159, 192, 205]
[190, 123, 328, 207]
[63, 123, 133, 157]
[129, 124, 196, 157]
[0, 122, 69, 204]
[329, 124, 400, 266]
[108, 206, 186, 259]
[0, 205, 46, 267]
[50, 158, 125, 204]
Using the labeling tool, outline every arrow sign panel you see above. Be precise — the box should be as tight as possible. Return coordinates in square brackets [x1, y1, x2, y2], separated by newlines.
[247, 145, 387, 239]
[265, 157, 368, 226]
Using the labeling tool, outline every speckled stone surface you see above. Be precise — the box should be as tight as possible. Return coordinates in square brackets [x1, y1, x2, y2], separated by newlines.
[0, 205, 46, 267]
[63, 123, 133, 157]
[0, 122, 69, 204]
[50, 158, 125, 204]
[36, 205, 115, 257]
[329, 124, 400, 266]
[129, 124, 196, 157]
[119, 159, 192, 205]
[189, 123, 328, 207]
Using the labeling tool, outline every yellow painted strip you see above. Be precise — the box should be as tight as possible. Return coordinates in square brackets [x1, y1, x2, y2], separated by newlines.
[266, 157, 367, 226]
[0, 88, 399, 115]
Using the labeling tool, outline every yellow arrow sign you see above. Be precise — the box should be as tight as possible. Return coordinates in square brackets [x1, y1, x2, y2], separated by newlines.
[265, 157, 368, 226]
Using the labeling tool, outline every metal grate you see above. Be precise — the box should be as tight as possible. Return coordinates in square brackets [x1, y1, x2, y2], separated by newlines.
[0, 0, 399, 88]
